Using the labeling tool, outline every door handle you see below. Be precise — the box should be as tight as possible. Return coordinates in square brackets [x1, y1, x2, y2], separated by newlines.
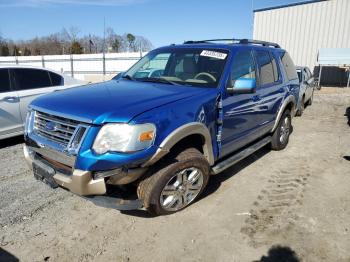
[2, 96, 19, 102]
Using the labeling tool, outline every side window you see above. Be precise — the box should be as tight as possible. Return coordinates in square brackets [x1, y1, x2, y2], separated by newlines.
[271, 54, 280, 82]
[49, 72, 64, 86]
[303, 69, 309, 81]
[297, 71, 302, 83]
[256, 50, 275, 86]
[306, 68, 312, 79]
[231, 50, 256, 83]
[0, 69, 11, 93]
[279, 51, 298, 80]
[14, 69, 52, 90]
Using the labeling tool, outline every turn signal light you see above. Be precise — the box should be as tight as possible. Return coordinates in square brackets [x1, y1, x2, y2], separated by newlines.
[139, 131, 154, 142]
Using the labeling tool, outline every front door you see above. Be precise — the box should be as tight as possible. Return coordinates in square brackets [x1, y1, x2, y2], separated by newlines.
[0, 68, 22, 138]
[221, 48, 260, 157]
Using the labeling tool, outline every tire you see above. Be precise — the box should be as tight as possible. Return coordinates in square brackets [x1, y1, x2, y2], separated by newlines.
[296, 97, 305, 117]
[271, 109, 292, 151]
[137, 147, 210, 216]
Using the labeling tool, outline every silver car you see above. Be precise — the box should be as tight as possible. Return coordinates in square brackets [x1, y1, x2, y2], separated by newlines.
[0, 65, 85, 139]
[296, 66, 314, 116]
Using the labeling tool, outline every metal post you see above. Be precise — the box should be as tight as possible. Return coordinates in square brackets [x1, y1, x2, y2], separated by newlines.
[103, 52, 106, 76]
[318, 65, 323, 88]
[70, 55, 74, 78]
[41, 55, 45, 68]
[139, 42, 142, 58]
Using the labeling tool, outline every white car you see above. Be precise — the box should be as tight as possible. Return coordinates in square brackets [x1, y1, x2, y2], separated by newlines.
[0, 65, 85, 139]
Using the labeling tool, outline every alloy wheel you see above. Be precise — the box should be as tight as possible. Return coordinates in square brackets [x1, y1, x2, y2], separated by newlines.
[160, 167, 204, 211]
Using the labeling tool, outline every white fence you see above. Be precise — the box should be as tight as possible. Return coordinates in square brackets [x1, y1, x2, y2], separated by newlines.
[0, 52, 146, 82]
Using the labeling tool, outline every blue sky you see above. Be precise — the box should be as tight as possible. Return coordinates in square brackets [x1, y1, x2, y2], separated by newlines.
[0, 0, 307, 47]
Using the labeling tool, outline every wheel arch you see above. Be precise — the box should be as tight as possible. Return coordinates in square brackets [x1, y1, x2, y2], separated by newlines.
[272, 95, 296, 132]
[142, 122, 214, 167]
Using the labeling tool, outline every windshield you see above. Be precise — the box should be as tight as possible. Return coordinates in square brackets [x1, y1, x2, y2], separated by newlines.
[124, 48, 229, 88]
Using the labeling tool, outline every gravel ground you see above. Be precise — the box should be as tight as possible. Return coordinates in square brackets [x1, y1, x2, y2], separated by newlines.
[0, 88, 350, 262]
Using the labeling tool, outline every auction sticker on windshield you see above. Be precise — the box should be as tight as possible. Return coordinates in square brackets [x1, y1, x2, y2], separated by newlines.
[200, 50, 227, 60]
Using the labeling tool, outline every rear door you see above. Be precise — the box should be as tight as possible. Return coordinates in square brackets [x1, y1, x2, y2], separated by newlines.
[254, 50, 284, 133]
[0, 68, 22, 138]
[12, 68, 56, 123]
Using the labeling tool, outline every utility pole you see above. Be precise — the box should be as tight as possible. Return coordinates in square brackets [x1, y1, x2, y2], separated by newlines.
[251, 0, 254, 36]
[102, 17, 106, 80]
[89, 34, 92, 53]
[103, 18, 106, 54]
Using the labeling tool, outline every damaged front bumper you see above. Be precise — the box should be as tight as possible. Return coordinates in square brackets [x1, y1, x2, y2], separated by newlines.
[24, 145, 145, 210]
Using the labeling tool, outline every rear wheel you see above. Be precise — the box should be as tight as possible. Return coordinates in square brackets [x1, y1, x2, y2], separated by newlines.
[137, 148, 210, 215]
[271, 109, 292, 151]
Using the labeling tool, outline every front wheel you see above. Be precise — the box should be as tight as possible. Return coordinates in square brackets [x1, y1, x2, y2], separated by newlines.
[137, 148, 210, 215]
[271, 109, 292, 151]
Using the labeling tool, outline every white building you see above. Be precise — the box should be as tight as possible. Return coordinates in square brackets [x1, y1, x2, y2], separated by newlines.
[253, 0, 350, 85]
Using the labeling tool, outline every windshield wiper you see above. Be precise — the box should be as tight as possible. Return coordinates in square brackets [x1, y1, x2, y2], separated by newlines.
[137, 77, 179, 86]
[122, 74, 134, 81]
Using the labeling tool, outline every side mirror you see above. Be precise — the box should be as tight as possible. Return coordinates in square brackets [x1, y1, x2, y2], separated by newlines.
[227, 78, 256, 94]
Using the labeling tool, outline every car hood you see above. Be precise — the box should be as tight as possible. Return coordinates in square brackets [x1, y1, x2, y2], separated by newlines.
[30, 80, 209, 124]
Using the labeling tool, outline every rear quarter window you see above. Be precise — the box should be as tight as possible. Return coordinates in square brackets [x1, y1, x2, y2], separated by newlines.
[279, 51, 298, 81]
[256, 50, 275, 86]
[49, 72, 64, 86]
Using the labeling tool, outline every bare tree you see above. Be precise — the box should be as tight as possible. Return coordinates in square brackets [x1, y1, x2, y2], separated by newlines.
[0, 27, 152, 56]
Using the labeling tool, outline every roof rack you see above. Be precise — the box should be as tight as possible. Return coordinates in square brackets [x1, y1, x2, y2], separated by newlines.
[239, 39, 281, 48]
[183, 38, 281, 48]
[184, 39, 240, 44]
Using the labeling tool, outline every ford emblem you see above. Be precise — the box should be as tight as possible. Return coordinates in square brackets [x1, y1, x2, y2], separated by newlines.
[45, 121, 58, 132]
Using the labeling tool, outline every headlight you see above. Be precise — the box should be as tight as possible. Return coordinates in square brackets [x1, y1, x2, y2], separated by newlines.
[92, 123, 156, 154]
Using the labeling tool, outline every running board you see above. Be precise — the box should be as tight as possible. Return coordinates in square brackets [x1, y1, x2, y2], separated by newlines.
[212, 136, 272, 175]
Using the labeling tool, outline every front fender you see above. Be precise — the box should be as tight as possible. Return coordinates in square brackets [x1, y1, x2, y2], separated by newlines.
[142, 122, 215, 167]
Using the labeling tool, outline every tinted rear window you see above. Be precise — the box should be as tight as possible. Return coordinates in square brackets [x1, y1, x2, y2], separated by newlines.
[49, 72, 64, 86]
[0, 69, 11, 93]
[14, 68, 52, 90]
[279, 52, 298, 81]
[256, 50, 275, 86]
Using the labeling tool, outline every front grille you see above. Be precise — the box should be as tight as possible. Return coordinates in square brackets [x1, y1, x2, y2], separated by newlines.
[33, 111, 81, 147]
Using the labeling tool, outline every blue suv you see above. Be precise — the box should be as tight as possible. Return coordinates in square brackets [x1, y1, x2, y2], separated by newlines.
[24, 39, 299, 215]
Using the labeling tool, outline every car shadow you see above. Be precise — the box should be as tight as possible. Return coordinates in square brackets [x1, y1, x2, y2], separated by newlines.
[343, 156, 350, 161]
[0, 248, 19, 262]
[345, 107, 350, 126]
[253, 245, 300, 262]
[0, 136, 24, 149]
